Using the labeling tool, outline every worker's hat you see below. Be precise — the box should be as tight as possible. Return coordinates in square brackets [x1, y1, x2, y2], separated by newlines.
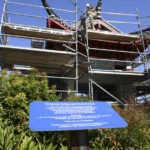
[86, 3, 90, 8]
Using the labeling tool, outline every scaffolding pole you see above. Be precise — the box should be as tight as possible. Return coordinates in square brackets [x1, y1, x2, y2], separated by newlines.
[89, 57, 147, 64]
[0, 0, 7, 45]
[6, 1, 76, 13]
[136, 8, 149, 73]
[101, 11, 137, 17]
[84, 15, 93, 99]
[89, 47, 141, 54]
[5, 11, 76, 23]
[75, 0, 79, 93]
[0, 0, 6, 24]
[92, 80, 124, 105]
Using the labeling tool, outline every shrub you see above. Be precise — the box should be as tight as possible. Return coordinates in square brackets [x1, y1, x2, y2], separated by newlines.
[89, 101, 150, 150]
[0, 118, 59, 150]
[0, 69, 59, 132]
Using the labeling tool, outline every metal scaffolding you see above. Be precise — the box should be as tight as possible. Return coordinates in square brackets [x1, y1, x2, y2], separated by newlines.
[0, 0, 149, 102]
[81, 6, 150, 101]
[0, 0, 79, 94]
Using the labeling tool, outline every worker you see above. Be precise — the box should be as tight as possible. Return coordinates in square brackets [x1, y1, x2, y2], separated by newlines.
[86, 3, 97, 29]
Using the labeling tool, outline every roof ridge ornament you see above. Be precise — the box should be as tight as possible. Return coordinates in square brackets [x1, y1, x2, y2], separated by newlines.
[41, 0, 71, 29]
[96, 0, 102, 18]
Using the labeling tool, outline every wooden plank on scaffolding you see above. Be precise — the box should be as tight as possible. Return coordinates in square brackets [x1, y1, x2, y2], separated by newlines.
[2, 53, 72, 64]
[79, 70, 146, 85]
[13, 66, 62, 74]
[87, 30, 140, 42]
[2, 24, 74, 41]
[89, 70, 146, 85]
[0, 45, 75, 74]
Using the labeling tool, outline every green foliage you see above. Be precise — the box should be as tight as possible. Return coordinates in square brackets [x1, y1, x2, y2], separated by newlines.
[19, 136, 38, 150]
[60, 144, 67, 150]
[89, 102, 150, 150]
[0, 69, 59, 132]
[91, 141, 109, 150]
[0, 119, 16, 150]
[113, 103, 150, 149]
[37, 141, 57, 150]
[35, 136, 57, 150]
[0, 118, 58, 150]
[63, 93, 90, 101]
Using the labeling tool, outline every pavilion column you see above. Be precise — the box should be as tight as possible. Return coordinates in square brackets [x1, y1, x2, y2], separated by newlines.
[116, 84, 135, 102]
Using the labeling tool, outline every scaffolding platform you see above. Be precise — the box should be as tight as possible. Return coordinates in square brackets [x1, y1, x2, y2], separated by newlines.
[87, 30, 140, 42]
[1, 23, 74, 41]
[0, 45, 75, 74]
[88, 70, 146, 85]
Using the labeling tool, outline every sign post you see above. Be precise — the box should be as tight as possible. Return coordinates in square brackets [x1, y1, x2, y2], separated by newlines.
[29, 101, 127, 149]
[68, 130, 89, 150]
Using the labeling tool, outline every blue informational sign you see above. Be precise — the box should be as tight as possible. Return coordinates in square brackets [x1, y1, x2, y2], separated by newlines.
[29, 101, 127, 131]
